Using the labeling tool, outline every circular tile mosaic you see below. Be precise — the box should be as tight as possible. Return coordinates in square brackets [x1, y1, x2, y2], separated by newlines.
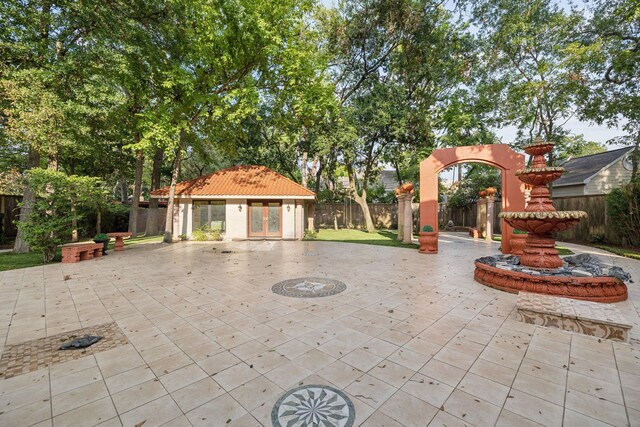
[271, 384, 355, 427]
[271, 277, 346, 298]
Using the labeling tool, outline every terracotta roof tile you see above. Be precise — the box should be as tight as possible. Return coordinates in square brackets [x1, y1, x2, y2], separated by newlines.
[151, 165, 315, 198]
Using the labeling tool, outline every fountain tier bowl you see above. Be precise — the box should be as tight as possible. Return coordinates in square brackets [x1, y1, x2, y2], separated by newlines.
[500, 211, 587, 234]
[516, 167, 564, 186]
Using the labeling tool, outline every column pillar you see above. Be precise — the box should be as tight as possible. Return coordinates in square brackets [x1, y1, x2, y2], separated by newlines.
[397, 192, 405, 241]
[403, 193, 413, 244]
[485, 196, 494, 242]
[307, 202, 315, 232]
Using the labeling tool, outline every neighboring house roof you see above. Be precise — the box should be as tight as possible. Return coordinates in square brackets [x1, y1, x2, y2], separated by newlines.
[553, 147, 633, 187]
[151, 165, 315, 199]
[379, 170, 400, 191]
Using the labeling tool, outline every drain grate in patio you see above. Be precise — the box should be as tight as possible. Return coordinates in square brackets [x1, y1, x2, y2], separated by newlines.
[0, 322, 128, 380]
[272, 384, 355, 427]
[271, 277, 347, 298]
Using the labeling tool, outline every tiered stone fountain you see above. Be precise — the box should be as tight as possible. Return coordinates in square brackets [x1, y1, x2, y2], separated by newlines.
[474, 138, 629, 303]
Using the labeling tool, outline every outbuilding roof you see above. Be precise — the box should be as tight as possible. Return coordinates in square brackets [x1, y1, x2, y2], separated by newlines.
[553, 147, 633, 187]
[151, 165, 315, 199]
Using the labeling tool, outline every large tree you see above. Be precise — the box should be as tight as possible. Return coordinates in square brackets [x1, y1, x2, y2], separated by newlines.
[470, 0, 582, 163]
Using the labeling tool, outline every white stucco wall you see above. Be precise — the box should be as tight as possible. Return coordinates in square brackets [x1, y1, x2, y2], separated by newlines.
[224, 199, 247, 240]
[174, 197, 311, 240]
[282, 199, 296, 239]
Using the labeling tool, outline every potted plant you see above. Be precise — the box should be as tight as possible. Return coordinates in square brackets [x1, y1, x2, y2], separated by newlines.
[93, 233, 110, 255]
[419, 225, 438, 254]
[510, 229, 527, 256]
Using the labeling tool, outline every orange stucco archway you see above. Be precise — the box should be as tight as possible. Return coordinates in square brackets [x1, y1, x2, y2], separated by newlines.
[419, 144, 526, 254]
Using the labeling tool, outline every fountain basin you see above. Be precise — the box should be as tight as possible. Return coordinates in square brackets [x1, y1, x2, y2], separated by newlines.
[474, 259, 628, 303]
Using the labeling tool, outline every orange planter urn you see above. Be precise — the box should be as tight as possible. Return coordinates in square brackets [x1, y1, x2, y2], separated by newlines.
[419, 231, 438, 254]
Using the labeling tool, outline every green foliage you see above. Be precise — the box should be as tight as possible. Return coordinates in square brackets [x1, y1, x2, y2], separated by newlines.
[470, 0, 582, 156]
[421, 225, 434, 232]
[513, 229, 528, 235]
[16, 169, 109, 262]
[606, 181, 640, 246]
[447, 164, 501, 208]
[556, 134, 606, 163]
[191, 225, 223, 242]
[303, 229, 318, 240]
[590, 233, 605, 244]
[93, 233, 110, 242]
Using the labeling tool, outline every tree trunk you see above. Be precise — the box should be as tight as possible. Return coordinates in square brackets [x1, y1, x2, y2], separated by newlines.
[164, 133, 184, 243]
[128, 148, 144, 236]
[119, 175, 127, 203]
[96, 211, 102, 234]
[71, 201, 78, 242]
[145, 148, 163, 236]
[314, 162, 324, 195]
[301, 151, 308, 187]
[13, 148, 41, 253]
[346, 163, 375, 233]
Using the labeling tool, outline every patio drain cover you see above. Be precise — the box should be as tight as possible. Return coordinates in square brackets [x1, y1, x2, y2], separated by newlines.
[271, 277, 346, 298]
[271, 384, 355, 427]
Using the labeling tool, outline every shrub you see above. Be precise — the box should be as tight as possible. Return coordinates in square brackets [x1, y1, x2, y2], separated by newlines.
[606, 181, 640, 246]
[17, 169, 108, 262]
[590, 233, 605, 244]
[93, 233, 110, 241]
[303, 229, 317, 240]
[421, 225, 434, 232]
[191, 225, 223, 241]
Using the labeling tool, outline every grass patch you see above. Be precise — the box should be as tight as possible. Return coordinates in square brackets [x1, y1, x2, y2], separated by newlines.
[0, 235, 164, 272]
[306, 229, 419, 249]
[594, 245, 640, 261]
[0, 250, 61, 272]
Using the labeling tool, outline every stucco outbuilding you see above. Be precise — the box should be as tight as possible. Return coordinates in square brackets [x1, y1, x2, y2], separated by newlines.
[151, 165, 315, 240]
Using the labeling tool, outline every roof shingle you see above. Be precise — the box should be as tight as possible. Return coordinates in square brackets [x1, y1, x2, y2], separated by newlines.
[151, 165, 315, 198]
[553, 147, 633, 187]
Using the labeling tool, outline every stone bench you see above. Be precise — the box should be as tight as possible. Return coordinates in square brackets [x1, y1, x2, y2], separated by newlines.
[107, 232, 132, 251]
[61, 242, 104, 263]
[516, 292, 632, 342]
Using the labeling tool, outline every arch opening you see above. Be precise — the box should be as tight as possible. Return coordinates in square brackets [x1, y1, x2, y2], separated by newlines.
[419, 145, 526, 254]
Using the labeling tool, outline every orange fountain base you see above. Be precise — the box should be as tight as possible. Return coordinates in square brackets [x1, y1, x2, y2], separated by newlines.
[474, 261, 628, 303]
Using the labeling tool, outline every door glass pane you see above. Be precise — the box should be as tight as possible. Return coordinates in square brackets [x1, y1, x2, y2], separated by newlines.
[209, 201, 226, 231]
[268, 203, 280, 233]
[250, 203, 263, 232]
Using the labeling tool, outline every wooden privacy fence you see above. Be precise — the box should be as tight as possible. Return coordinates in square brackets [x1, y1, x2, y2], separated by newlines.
[553, 195, 621, 244]
[440, 200, 502, 233]
[315, 202, 399, 229]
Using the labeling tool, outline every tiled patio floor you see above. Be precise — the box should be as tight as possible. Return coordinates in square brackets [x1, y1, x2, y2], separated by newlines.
[0, 233, 638, 426]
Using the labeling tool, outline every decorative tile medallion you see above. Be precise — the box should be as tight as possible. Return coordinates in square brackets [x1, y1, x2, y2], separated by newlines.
[0, 322, 128, 379]
[272, 384, 355, 427]
[271, 277, 346, 298]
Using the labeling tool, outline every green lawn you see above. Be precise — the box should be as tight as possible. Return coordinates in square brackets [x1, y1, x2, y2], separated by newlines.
[0, 235, 163, 272]
[594, 245, 640, 261]
[307, 229, 419, 249]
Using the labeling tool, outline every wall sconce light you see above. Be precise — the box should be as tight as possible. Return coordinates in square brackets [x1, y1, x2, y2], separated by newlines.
[287, 205, 291, 212]
[238, 204, 242, 212]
